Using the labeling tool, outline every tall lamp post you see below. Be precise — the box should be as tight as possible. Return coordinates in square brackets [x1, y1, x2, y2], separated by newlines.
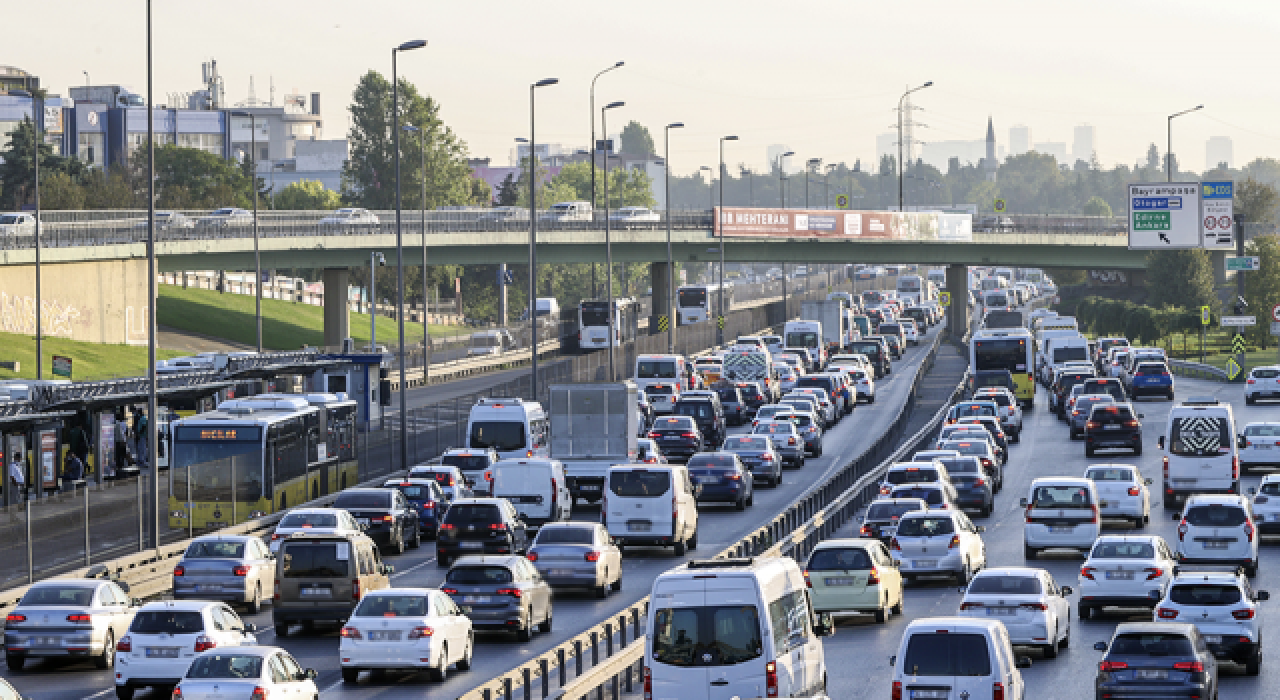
[392, 38, 427, 471]
[369, 252, 386, 348]
[601, 100, 625, 381]
[825, 164, 837, 208]
[590, 62, 624, 215]
[897, 81, 932, 211]
[528, 78, 559, 400]
[229, 111, 262, 353]
[664, 122, 684, 354]
[146, 0, 158, 550]
[12, 91, 43, 377]
[1167, 104, 1203, 182]
[805, 158, 821, 208]
[718, 135, 739, 346]
[403, 123, 430, 376]
[776, 150, 794, 207]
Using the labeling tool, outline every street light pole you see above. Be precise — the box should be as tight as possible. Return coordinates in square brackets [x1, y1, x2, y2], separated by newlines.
[804, 158, 820, 208]
[1167, 104, 1203, 182]
[230, 111, 261, 353]
[403, 123, 430, 378]
[664, 122, 684, 354]
[897, 81, 933, 212]
[718, 135, 738, 347]
[370, 252, 385, 348]
[776, 151, 794, 208]
[529, 78, 559, 400]
[392, 38, 426, 471]
[590, 62, 624, 215]
[602, 100, 625, 381]
[146, 0, 158, 550]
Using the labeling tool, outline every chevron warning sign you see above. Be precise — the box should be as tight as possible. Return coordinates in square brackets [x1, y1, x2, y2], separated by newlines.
[657, 315, 669, 333]
[1232, 334, 1247, 355]
[717, 316, 725, 330]
[1227, 356, 1244, 381]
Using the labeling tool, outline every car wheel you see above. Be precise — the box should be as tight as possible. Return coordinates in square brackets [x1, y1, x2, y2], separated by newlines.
[1043, 633, 1059, 659]
[1084, 446, 1095, 457]
[457, 634, 474, 671]
[1247, 395, 1256, 405]
[96, 631, 115, 669]
[427, 644, 448, 682]
[736, 497, 747, 512]
[891, 586, 904, 615]
[873, 605, 887, 624]
[611, 575, 622, 592]
[115, 685, 135, 700]
[1132, 516, 1145, 530]
[1246, 648, 1261, 676]
[673, 539, 687, 556]
[980, 503, 991, 518]
[1060, 626, 1070, 648]
[275, 622, 289, 637]
[688, 529, 698, 550]
[247, 583, 262, 615]
[1247, 559, 1259, 578]
[815, 446, 823, 457]
[438, 555, 451, 568]
[409, 525, 422, 549]
[955, 561, 972, 586]
[1024, 545, 1038, 560]
[596, 582, 609, 598]
[5, 654, 22, 672]
[746, 491, 754, 507]
[1078, 603, 1092, 620]
[539, 603, 553, 634]
[393, 533, 405, 556]
[342, 667, 360, 684]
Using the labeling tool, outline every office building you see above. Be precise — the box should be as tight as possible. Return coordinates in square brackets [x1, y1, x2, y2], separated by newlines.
[1033, 141, 1069, 164]
[1008, 125, 1032, 156]
[1072, 124, 1096, 165]
[1206, 136, 1233, 170]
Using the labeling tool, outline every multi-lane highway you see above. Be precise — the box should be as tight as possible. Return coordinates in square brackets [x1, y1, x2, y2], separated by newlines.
[824, 375, 1280, 700]
[0, 321, 945, 699]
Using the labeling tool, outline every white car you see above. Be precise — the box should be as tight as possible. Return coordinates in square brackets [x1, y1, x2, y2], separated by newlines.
[1155, 568, 1269, 675]
[1084, 463, 1152, 528]
[174, 646, 317, 699]
[1245, 366, 1280, 404]
[339, 588, 473, 683]
[268, 507, 363, 553]
[115, 601, 258, 698]
[958, 567, 1072, 658]
[1249, 474, 1280, 536]
[973, 388, 1023, 441]
[832, 365, 876, 403]
[4, 580, 139, 672]
[1077, 535, 1176, 620]
[197, 207, 253, 228]
[1021, 477, 1102, 559]
[1175, 495, 1259, 577]
[901, 319, 920, 346]
[319, 207, 380, 227]
[608, 206, 660, 227]
[890, 509, 987, 584]
[0, 212, 37, 235]
[1239, 422, 1280, 473]
[886, 481, 959, 511]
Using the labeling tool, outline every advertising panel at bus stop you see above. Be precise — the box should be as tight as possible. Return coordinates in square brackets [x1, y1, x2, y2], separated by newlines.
[715, 208, 972, 242]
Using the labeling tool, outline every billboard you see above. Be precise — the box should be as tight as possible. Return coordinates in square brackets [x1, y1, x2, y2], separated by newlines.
[715, 208, 972, 242]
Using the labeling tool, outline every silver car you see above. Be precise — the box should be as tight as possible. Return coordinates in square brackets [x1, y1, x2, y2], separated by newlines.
[268, 507, 363, 554]
[720, 435, 783, 487]
[779, 396, 826, 428]
[441, 555, 553, 641]
[4, 579, 138, 671]
[526, 523, 622, 597]
[172, 535, 276, 613]
[751, 420, 805, 467]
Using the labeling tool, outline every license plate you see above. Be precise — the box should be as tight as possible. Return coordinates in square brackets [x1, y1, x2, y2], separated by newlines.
[1105, 571, 1134, 580]
[146, 647, 180, 658]
[1104, 425, 1121, 430]
[300, 587, 330, 598]
[1204, 635, 1222, 644]
[196, 584, 221, 592]
[911, 691, 948, 699]
[550, 569, 575, 577]
[1258, 444, 1272, 450]
[35, 636, 59, 647]
[368, 630, 401, 641]
[913, 560, 937, 569]
[463, 595, 491, 604]
[824, 577, 856, 586]
[1203, 541, 1229, 549]
[356, 518, 370, 526]
[579, 484, 602, 491]
[628, 522, 651, 533]
[1049, 526, 1075, 533]
[1173, 478, 1195, 485]
[1135, 670, 1168, 680]
[986, 607, 1017, 616]
[459, 541, 484, 549]
[882, 527, 897, 537]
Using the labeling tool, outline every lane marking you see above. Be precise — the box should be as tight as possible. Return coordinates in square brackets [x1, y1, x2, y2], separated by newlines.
[392, 556, 438, 578]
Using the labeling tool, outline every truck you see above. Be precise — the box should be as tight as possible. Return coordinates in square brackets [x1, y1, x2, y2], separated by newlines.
[69, 85, 145, 108]
[801, 300, 850, 354]
[548, 382, 638, 505]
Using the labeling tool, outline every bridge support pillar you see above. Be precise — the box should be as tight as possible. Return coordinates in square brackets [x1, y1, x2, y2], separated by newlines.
[946, 264, 968, 340]
[650, 262, 671, 337]
[323, 267, 351, 348]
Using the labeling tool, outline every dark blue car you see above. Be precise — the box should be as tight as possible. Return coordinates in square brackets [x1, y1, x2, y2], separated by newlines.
[382, 478, 447, 538]
[1127, 361, 1174, 399]
[686, 452, 753, 510]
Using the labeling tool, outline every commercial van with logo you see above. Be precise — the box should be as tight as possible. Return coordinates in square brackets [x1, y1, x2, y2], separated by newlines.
[1158, 397, 1239, 508]
[466, 397, 547, 459]
[646, 557, 834, 700]
[489, 458, 572, 527]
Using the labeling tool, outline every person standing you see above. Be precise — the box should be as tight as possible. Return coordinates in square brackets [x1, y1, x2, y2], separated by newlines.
[133, 409, 149, 470]
[8, 450, 25, 503]
[114, 409, 130, 472]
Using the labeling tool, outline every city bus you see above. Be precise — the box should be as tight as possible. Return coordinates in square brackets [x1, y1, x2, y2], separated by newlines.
[969, 328, 1036, 408]
[578, 298, 640, 350]
[676, 284, 732, 325]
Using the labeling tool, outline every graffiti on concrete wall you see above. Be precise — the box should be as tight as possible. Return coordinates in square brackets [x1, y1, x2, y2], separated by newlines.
[125, 305, 150, 346]
[0, 293, 83, 337]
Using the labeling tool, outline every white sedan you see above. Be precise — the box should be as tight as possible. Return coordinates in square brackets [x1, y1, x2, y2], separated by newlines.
[959, 567, 1072, 658]
[319, 207, 380, 226]
[1250, 473, 1280, 536]
[1084, 463, 1151, 528]
[1077, 535, 1175, 620]
[608, 206, 660, 227]
[1239, 422, 1280, 473]
[339, 588, 473, 683]
[175, 646, 317, 699]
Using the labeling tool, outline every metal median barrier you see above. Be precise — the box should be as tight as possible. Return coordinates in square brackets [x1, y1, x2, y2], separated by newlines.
[459, 328, 954, 700]
[1169, 359, 1228, 382]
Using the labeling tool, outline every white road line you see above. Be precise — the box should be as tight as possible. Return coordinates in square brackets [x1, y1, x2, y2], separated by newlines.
[84, 689, 114, 699]
[391, 556, 438, 578]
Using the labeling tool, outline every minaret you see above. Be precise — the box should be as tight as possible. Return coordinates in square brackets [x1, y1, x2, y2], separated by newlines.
[985, 116, 997, 182]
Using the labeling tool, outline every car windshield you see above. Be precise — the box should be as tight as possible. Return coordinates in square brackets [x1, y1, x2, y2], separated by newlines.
[1169, 584, 1243, 606]
[1030, 485, 1093, 508]
[1184, 504, 1247, 527]
[469, 421, 526, 451]
[354, 594, 430, 617]
[902, 634, 992, 677]
[185, 541, 245, 559]
[808, 548, 873, 571]
[1108, 633, 1194, 656]
[866, 502, 925, 520]
[446, 566, 514, 584]
[131, 611, 206, 634]
[1087, 468, 1135, 482]
[278, 512, 339, 529]
[966, 576, 1041, 594]
[536, 527, 595, 545]
[1090, 542, 1156, 558]
[896, 516, 954, 537]
[186, 654, 264, 679]
[651, 606, 763, 667]
[280, 542, 347, 578]
[887, 468, 939, 485]
[443, 504, 501, 525]
[675, 402, 715, 419]
[20, 585, 96, 606]
[724, 437, 769, 451]
[609, 470, 671, 497]
[333, 492, 392, 509]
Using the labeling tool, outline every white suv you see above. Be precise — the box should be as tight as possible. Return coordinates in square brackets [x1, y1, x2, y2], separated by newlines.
[1248, 474, 1280, 536]
[1021, 477, 1102, 559]
[1084, 463, 1152, 528]
[890, 509, 987, 585]
[1077, 535, 1175, 620]
[958, 567, 1072, 659]
[1175, 495, 1259, 577]
[115, 600, 258, 698]
[1245, 365, 1280, 404]
[1155, 568, 1270, 675]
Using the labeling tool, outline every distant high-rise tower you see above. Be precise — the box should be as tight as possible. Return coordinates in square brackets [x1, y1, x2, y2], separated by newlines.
[1072, 124, 1096, 166]
[1009, 125, 1032, 156]
[984, 117, 997, 182]
[1206, 136, 1233, 170]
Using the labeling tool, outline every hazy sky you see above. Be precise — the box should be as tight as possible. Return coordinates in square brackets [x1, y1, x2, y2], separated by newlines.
[12, 0, 1280, 175]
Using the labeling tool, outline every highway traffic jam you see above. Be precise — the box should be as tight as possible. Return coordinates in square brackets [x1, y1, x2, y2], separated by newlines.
[5, 267, 1280, 700]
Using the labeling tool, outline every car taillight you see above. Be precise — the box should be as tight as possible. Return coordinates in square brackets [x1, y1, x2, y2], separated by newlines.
[860, 525, 874, 537]
[249, 687, 268, 700]
[1127, 486, 1141, 496]
[497, 588, 523, 598]
[1178, 519, 1188, 541]
[1090, 504, 1099, 524]
[765, 660, 779, 698]
[233, 565, 250, 576]
[788, 437, 797, 445]
[867, 567, 880, 585]
[1085, 421, 1099, 430]
[1231, 607, 1258, 620]
[1020, 602, 1048, 611]
[974, 477, 986, 486]
[648, 431, 661, 438]
[1245, 520, 1255, 542]
[585, 551, 601, 562]
[173, 565, 185, 577]
[890, 537, 901, 551]
[1025, 505, 1034, 523]
[408, 626, 435, 639]
[194, 635, 216, 653]
[644, 666, 652, 700]
[1173, 661, 1204, 672]
[1081, 566, 1096, 580]
[526, 552, 538, 562]
[1124, 420, 1139, 428]
[440, 523, 456, 531]
[1157, 607, 1179, 619]
[1072, 410, 1080, 416]
[172, 688, 183, 700]
[353, 578, 362, 601]
[762, 453, 773, 462]
[1099, 661, 1128, 671]
[274, 579, 281, 601]
[1248, 379, 1257, 384]
[67, 614, 91, 623]
[981, 458, 992, 469]
[1144, 567, 1163, 581]
[960, 601, 984, 610]
[993, 681, 1005, 700]
[340, 626, 362, 639]
[948, 534, 960, 549]
[489, 523, 509, 531]
[440, 587, 459, 595]
[1233, 456, 1240, 480]
[802, 570, 812, 588]
[374, 515, 394, 523]
[892, 680, 903, 700]
[880, 485, 892, 495]
[681, 433, 697, 438]
[424, 501, 436, 510]
[117, 636, 132, 652]
[5, 614, 23, 624]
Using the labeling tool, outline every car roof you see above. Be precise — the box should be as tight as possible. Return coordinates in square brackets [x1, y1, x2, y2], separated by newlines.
[1093, 534, 1160, 544]
[283, 507, 346, 516]
[903, 616, 1004, 633]
[812, 538, 881, 550]
[450, 498, 508, 506]
[139, 600, 218, 611]
[189, 534, 255, 543]
[28, 580, 98, 590]
[1030, 477, 1093, 487]
[1113, 621, 1197, 637]
[1183, 494, 1246, 506]
[451, 555, 524, 567]
[971, 567, 1044, 578]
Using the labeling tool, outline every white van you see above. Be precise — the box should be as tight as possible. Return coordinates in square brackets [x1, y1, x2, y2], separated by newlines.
[1042, 334, 1089, 383]
[889, 617, 1030, 700]
[646, 557, 834, 700]
[489, 458, 572, 527]
[605, 464, 698, 555]
[466, 397, 548, 460]
[634, 354, 690, 391]
[1159, 397, 1239, 507]
[783, 320, 826, 370]
[982, 289, 1010, 310]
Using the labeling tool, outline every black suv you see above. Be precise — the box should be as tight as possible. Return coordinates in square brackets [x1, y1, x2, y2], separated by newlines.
[903, 306, 930, 330]
[733, 382, 767, 415]
[1094, 623, 1217, 700]
[332, 488, 421, 555]
[1050, 369, 1095, 416]
[673, 397, 725, 445]
[1082, 377, 1127, 403]
[436, 497, 530, 567]
[969, 369, 1017, 399]
[849, 338, 891, 377]
[647, 415, 705, 462]
[1084, 402, 1143, 457]
[714, 385, 747, 426]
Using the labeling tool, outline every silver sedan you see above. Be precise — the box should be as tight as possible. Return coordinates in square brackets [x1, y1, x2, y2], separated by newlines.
[751, 420, 805, 467]
[527, 523, 622, 597]
[172, 535, 276, 614]
[4, 580, 138, 671]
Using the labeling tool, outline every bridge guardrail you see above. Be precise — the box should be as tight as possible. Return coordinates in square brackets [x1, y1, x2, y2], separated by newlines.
[1170, 359, 1228, 382]
[457, 325, 947, 700]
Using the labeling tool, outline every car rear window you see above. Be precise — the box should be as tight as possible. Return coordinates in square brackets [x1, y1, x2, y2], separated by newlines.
[1169, 415, 1230, 457]
[21, 585, 96, 606]
[1090, 542, 1155, 558]
[902, 633, 991, 677]
[953, 404, 996, 418]
[1184, 504, 1247, 527]
[186, 654, 264, 680]
[278, 512, 339, 529]
[446, 566, 514, 584]
[1086, 468, 1134, 482]
[609, 470, 671, 498]
[937, 457, 982, 474]
[808, 548, 873, 571]
[1108, 633, 1194, 656]
[1090, 405, 1134, 423]
[687, 455, 737, 469]
[131, 611, 206, 634]
[443, 504, 502, 525]
[1261, 482, 1280, 496]
[866, 501, 925, 520]
[1169, 584, 1243, 606]
[1030, 485, 1093, 508]
[976, 393, 1012, 407]
[333, 492, 392, 509]
[1254, 369, 1280, 379]
[280, 542, 349, 578]
[185, 541, 245, 559]
[652, 605, 762, 667]
[966, 576, 1041, 594]
[536, 527, 595, 545]
[354, 594, 429, 617]
[892, 486, 944, 504]
[724, 437, 769, 451]
[389, 484, 435, 500]
[441, 455, 489, 470]
[887, 468, 939, 485]
[1245, 424, 1280, 437]
[896, 516, 954, 536]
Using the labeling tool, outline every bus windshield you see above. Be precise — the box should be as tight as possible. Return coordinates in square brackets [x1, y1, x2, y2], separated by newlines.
[468, 421, 527, 451]
[786, 332, 819, 348]
[973, 338, 1028, 372]
[172, 440, 263, 502]
[637, 360, 678, 379]
[580, 302, 611, 327]
[678, 288, 707, 308]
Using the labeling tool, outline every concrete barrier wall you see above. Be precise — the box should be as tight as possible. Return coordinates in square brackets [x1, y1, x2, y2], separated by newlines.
[0, 259, 150, 345]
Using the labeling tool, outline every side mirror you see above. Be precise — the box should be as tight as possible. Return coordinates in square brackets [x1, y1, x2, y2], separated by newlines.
[1157, 436, 1165, 450]
[1239, 437, 1248, 449]
[1093, 642, 1108, 652]
[1016, 656, 1033, 669]
[888, 655, 897, 667]
[131, 598, 142, 607]
[1019, 497, 1028, 508]
[1257, 591, 1271, 601]
[304, 668, 319, 680]
[382, 565, 395, 575]
[1172, 511, 1181, 521]
[957, 586, 968, 595]
[1145, 478, 1153, 485]
[117, 581, 132, 594]
[1061, 586, 1073, 596]
[1138, 413, 1145, 420]
[243, 623, 257, 634]
[460, 605, 473, 615]
[1100, 500, 1109, 508]
[975, 525, 986, 533]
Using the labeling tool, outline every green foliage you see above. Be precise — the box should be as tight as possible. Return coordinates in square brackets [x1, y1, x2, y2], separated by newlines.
[1082, 196, 1112, 217]
[1145, 249, 1215, 311]
[0, 118, 90, 210]
[494, 173, 519, 206]
[151, 144, 264, 209]
[619, 121, 655, 156]
[1075, 295, 1198, 345]
[1244, 234, 1280, 348]
[1235, 177, 1279, 224]
[273, 180, 341, 210]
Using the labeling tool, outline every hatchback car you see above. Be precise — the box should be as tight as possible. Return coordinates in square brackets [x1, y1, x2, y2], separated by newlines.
[886, 482, 959, 511]
[890, 510, 987, 584]
[958, 567, 1072, 658]
[332, 488, 422, 554]
[436, 498, 530, 567]
[1084, 403, 1143, 457]
[4, 579, 138, 671]
[1093, 622, 1218, 699]
[947, 400, 1000, 425]
[751, 420, 805, 467]
[646, 415, 704, 463]
[954, 415, 1010, 461]
[1175, 495, 1259, 576]
[526, 522, 622, 597]
[643, 383, 680, 414]
[1238, 422, 1280, 473]
[115, 601, 258, 699]
[787, 411, 824, 456]
[686, 452, 753, 510]
[1021, 477, 1102, 559]
[338, 587, 473, 683]
[859, 498, 930, 545]
[1155, 568, 1269, 675]
[382, 478, 448, 538]
[805, 539, 904, 623]
[440, 556, 552, 641]
[268, 507, 363, 554]
[406, 464, 475, 502]
[1069, 394, 1116, 438]
[720, 435, 783, 487]
[1077, 535, 1176, 619]
[172, 535, 275, 613]
[939, 455, 996, 517]
[1084, 464, 1151, 528]
[938, 439, 1001, 478]
[1245, 365, 1280, 404]
[174, 646, 317, 700]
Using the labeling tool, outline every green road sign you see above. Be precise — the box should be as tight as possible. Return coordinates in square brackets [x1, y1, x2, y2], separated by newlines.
[939, 291, 951, 307]
[1133, 211, 1172, 231]
[1227, 356, 1244, 381]
[1227, 256, 1261, 271]
[1233, 334, 1247, 355]
[657, 315, 669, 332]
[1201, 306, 1211, 326]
